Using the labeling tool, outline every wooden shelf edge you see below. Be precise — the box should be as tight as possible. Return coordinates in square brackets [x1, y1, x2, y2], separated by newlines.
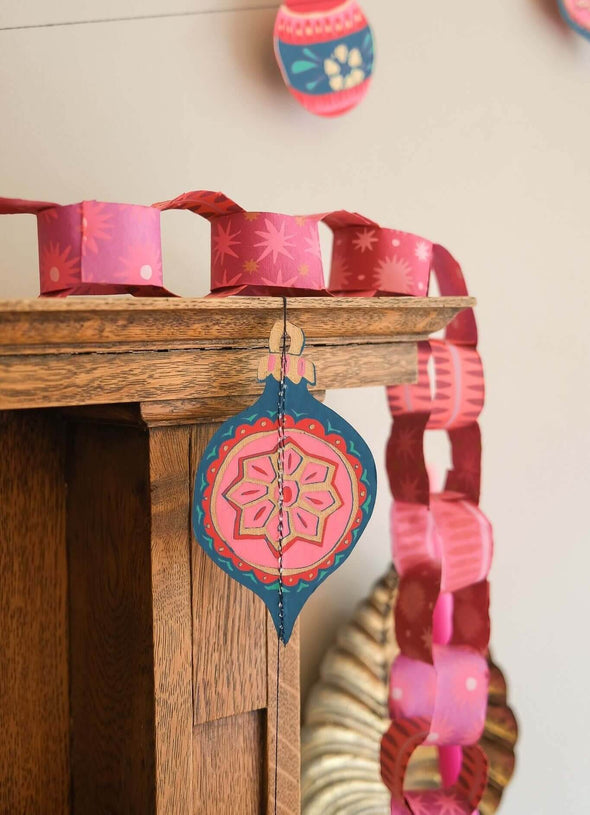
[0, 296, 474, 355]
[0, 295, 475, 313]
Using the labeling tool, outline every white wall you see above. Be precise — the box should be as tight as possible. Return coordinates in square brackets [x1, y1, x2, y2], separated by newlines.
[1, 1, 589, 811]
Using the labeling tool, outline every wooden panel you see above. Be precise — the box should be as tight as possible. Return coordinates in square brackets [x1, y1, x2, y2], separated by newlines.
[0, 341, 416, 410]
[62, 392, 327, 428]
[267, 620, 301, 814]
[140, 393, 329, 426]
[149, 426, 193, 815]
[193, 711, 265, 815]
[0, 296, 474, 353]
[0, 410, 69, 814]
[67, 421, 157, 814]
[190, 423, 267, 725]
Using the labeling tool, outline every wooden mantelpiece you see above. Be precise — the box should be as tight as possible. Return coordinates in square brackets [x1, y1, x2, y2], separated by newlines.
[0, 296, 472, 815]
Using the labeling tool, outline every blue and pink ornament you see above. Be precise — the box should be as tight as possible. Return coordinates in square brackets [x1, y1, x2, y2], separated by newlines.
[558, 0, 590, 39]
[273, 0, 375, 117]
[192, 320, 377, 643]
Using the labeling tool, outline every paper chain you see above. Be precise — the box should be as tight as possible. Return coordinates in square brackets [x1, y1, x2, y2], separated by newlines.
[380, 251, 495, 813]
[2, 190, 457, 298]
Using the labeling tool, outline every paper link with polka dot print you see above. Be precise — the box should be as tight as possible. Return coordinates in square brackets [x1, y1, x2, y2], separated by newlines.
[0, 196, 173, 297]
[191, 318, 377, 643]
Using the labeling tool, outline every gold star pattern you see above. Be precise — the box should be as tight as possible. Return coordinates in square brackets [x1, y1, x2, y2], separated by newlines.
[243, 259, 259, 273]
[244, 212, 260, 222]
[295, 216, 306, 227]
[298, 263, 309, 276]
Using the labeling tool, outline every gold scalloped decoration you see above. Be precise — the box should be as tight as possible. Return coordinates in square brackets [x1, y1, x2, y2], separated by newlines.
[301, 568, 518, 814]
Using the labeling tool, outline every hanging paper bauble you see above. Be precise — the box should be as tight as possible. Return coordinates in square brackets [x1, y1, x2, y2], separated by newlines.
[192, 319, 377, 642]
[559, 0, 590, 38]
[273, 1, 375, 117]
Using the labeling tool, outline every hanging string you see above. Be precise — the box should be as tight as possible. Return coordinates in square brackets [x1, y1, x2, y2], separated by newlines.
[273, 295, 288, 814]
[0, 2, 328, 32]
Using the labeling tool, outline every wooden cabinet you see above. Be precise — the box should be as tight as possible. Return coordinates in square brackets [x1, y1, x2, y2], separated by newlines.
[0, 296, 469, 814]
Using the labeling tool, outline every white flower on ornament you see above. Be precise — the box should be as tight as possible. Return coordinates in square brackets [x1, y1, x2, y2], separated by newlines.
[324, 44, 365, 92]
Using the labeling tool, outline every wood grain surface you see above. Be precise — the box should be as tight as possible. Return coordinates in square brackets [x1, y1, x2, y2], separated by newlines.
[0, 410, 69, 814]
[190, 423, 267, 725]
[0, 296, 474, 353]
[149, 426, 194, 814]
[193, 711, 265, 815]
[0, 342, 416, 411]
[61, 393, 327, 428]
[67, 421, 157, 814]
[267, 621, 301, 815]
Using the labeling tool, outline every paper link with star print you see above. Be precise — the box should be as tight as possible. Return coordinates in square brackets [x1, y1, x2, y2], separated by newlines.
[154, 190, 330, 296]
[192, 319, 377, 643]
[381, 714, 489, 815]
[0, 196, 172, 296]
[313, 210, 473, 299]
[394, 565, 490, 667]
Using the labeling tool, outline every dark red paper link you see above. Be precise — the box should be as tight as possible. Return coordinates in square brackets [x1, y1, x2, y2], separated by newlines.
[394, 565, 441, 664]
[152, 189, 244, 219]
[445, 423, 482, 505]
[452, 580, 490, 653]
[381, 717, 489, 812]
[431, 244, 478, 347]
